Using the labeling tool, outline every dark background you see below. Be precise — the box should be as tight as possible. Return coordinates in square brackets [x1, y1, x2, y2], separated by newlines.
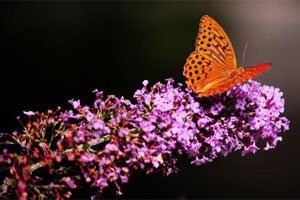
[0, 1, 298, 199]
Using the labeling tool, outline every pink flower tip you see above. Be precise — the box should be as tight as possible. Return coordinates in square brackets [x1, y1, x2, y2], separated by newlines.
[142, 80, 149, 86]
[23, 111, 35, 116]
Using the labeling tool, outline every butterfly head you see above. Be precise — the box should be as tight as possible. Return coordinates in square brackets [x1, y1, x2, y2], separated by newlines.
[237, 67, 245, 74]
[229, 67, 244, 79]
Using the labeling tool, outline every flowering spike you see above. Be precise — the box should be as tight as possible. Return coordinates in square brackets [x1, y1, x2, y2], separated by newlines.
[0, 79, 289, 199]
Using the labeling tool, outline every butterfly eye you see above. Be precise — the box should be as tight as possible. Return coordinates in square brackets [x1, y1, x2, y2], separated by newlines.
[230, 71, 237, 78]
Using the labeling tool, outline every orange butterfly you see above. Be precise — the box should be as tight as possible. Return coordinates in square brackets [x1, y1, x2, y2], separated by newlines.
[183, 15, 271, 97]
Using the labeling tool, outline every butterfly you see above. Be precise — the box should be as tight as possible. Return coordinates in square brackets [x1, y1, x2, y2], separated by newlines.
[183, 15, 271, 97]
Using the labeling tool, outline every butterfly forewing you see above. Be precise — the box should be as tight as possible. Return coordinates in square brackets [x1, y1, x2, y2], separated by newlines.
[240, 63, 271, 83]
[200, 63, 272, 97]
[196, 15, 237, 69]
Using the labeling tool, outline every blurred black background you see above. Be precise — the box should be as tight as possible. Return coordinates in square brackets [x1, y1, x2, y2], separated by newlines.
[0, 1, 299, 199]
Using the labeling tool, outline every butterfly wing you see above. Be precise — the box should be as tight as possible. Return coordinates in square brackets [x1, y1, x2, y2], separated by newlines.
[238, 63, 272, 83]
[183, 51, 229, 95]
[202, 63, 272, 96]
[196, 15, 237, 69]
[183, 15, 237, 96]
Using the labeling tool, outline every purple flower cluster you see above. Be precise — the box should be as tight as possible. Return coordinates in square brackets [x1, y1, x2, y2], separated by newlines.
[0, 79, 289, 199]
[133, 79, 289, 165]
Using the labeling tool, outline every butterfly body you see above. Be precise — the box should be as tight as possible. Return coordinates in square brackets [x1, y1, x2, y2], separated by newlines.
[183, 15, 271, 97]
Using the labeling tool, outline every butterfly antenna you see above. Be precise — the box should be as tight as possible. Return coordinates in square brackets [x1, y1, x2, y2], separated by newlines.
[242, 42, 248, 67]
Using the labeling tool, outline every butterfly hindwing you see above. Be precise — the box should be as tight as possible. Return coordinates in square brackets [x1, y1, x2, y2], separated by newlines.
[183, 51, 228, 94]
[183, 51, 208, 92]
